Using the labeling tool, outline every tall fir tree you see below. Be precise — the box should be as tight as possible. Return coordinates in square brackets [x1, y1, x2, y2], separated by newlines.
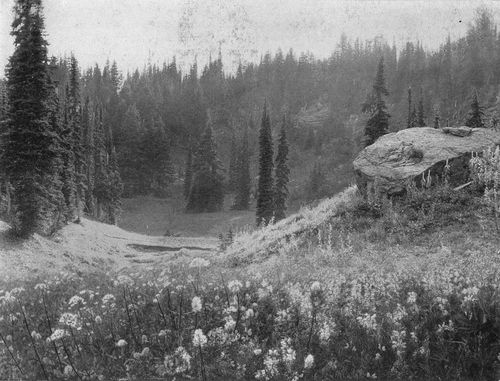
[228, 132, 238, 192]
[1, 0, 62, 235]
[106, 145, 123, 224]
[362, 57, 390, 147]
[81, 97, 95, 215]
[416, 92, 426, 127]
[186, 117, 225, 213]
[465, 90, 485, 128]
[183, 148, 193, 200]
[93, 106, 108, 221]
[407, 87, 414, 128]
[61, 85, 77, 220]
[273, 115, 290, 222]
[256, 102, 274, 226]
[68, 54, 86, 221]
[232, 127, 251, 211]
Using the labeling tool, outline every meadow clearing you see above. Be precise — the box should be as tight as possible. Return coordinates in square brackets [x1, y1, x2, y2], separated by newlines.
[1, 179, 500, 380]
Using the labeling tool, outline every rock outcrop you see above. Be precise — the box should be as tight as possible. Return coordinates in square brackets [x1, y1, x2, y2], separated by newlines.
[353, 127, 500, 196]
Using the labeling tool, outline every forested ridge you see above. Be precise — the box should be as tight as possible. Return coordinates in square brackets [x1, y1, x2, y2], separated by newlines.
[1, 4, 499, 234]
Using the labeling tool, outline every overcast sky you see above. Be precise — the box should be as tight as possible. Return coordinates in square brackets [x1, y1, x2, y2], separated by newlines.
[1, 0, 499, 74]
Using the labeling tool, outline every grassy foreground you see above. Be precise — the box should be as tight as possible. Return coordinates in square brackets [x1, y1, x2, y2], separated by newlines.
[1, 185, 500, 380]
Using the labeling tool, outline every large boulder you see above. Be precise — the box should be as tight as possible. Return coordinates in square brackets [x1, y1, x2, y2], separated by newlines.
[353, 127, 500, 197]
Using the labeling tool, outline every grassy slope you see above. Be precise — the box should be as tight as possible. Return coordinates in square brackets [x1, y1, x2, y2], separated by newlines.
[219, 185, 500, 285]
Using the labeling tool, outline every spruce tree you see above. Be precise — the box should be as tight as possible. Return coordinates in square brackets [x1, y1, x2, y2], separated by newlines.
[433, 113, 440, 129]
[93, 106, 108, 220]
[273, 115, 290, 222]
[107, 145, 123, 224]
[228, 132, 238, 192]
[407, 87, 413, 128]
[256, 102, 274, 226]
[410, 105, 418, 128]
[465, 90, 485, 128]
[68, 55, 85, 221]
[186, 118, 225, 213]
[60, 85, 77, 220]
[1, 0, 61, 235]
[416, 93, 425, 127]
[183, 148, 193, 200]
[232, 127, 251, 211]
[362, 57, 390, 147]
[82, 97, 95, 215]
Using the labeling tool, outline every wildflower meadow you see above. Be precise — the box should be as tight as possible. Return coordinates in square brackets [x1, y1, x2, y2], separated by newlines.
[1, 253, 500, 381]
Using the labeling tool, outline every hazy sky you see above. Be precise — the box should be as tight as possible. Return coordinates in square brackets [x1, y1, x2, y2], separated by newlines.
[1, 0, 499, 74]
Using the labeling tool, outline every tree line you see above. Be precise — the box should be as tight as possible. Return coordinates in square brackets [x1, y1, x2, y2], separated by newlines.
[0, 0, 499, 236]
[0, 0, 122, 236]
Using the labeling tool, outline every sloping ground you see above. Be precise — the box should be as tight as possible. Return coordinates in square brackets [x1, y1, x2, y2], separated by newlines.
[221, 186, 358, 266]
[0, 218, 217, 280]
[219, 184, 500, 287]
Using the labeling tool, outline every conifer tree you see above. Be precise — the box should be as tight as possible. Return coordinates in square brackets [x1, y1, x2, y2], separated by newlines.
[273, 115, 290, 222]
[68, 55, 85, 221]
[107, 146, 123, 224]
[1, 0, 62, 235]
[93, 106, 108, 220]
[362, 57, 390, 147]
[407, 87, 413, 128]
[228, 132, 238, 192]
[186, 118, 225, 213]
[256, 102, 274, 226]
[410, 105, 418, 128]
[61, 86, 77, 220]
[183, 148, 193, 200]
[232, 127, 251, 211]
[465, 90, 485, 128]
[416, 92, 425, 127]
[433, 114, 440, 129]
[82, 97, 95, 214]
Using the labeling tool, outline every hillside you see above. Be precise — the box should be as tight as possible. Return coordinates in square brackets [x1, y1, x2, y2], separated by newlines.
[220, 183, 500, 283]
[0, 217, 217, 280]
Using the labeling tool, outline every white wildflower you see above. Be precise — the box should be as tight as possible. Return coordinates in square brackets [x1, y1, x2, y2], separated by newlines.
[191, 296, 202, 313]
[102, 294, 116, 305]
[304, 354, 314, 369]
[245, 308, 255, 319]
[116, 339, 127, 347]
[311, 281, 322, 292]
[48, 329, 69, 342]
[193, 329, 207, 348]
[59, 312, 81, 329]
[407, 292, 417, 304]
[228, 280, 243, 293]
[64, 365, 74, 377]
[34, 283, 47, 291]
[68, 295, 85, 308]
